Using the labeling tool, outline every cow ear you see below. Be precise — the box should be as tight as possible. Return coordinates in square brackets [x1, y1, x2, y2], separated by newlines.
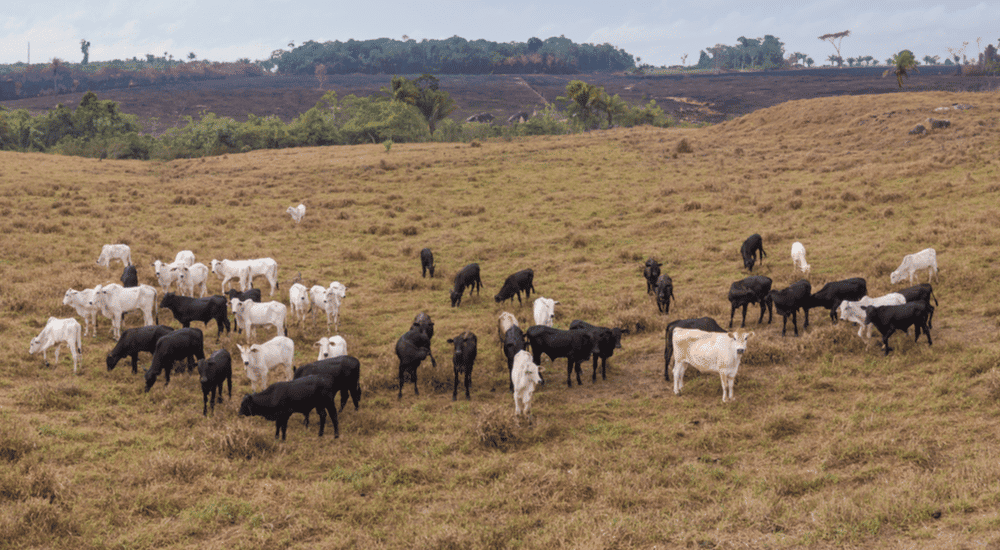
[537, 365, 545, 373]
[312, 341, 321, 348]
[746, 331, 754, 340]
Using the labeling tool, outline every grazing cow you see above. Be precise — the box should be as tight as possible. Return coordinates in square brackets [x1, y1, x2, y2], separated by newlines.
[95, 283, 158, 340]
[143, 327, 205, 392]
[838, 293, 906, 338]
[120, 265, 138, 288]
[29, 317, 82, 374]
[740, 234, 767, 272]
[97, 244, 132, 267]
[232, 299, 287, 343]
[62, 286, 101, 337]
[533, 297, 559, 327]
[236, 336, 295, 392]
[159, 293, 230, 339]
[294, 355, 362, 414]
[238, 375, 338, 440]
[314, 336, 348, 361]
[805, 278, 867, 326]
[503, 325, 527, 391]
[420, 248, 435, 278]
[289, 283, 311, 326]
[497, 311, 518, 346]
[728, 276, 773, 328]
[890, 248, 938, 285]
[246, 257, 280, 297]
[107, 324, 174, 373]
[197, 349, 232, 416]
[791, 241, 811, 276]
[569, 320, 627, 382]
[643, 258, 662, 295]
[511, 350, 544, 417]
[664, 317, 727, 381]
[898, 283, 938, 328]
[525, 325, 594, 388]
[395, 325, 436, 398]
[671, 328, 753, 402]
[174, 262, 210, 298]
[450, 263, 482, 307]
[287, 203, 306, 224]
[655, 274, 675, 314]
[446, 331, 478, 400]
[768, 279, 812, 337]
[211, 259, 251, 293]
[494, 269, 535, 305]
[862, 302, 934, 355]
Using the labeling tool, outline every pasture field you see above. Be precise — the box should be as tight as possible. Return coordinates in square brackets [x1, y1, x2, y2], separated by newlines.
[2, 90, 1000, 549]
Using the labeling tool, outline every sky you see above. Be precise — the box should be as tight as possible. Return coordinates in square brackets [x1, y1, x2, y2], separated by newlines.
[1, 1, 995, 67]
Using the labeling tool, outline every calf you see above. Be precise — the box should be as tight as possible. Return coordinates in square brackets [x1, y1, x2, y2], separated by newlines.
[174, 262, 210, 298]
[314, 336, 348, 361]
[655, 274, 675, 314]
[144, 327, 205, 392]
[29, 317, 82, 374]
[225, 288, 261, 333]
[768, 279, 812, 337]
[95, 283, 158, 340]
[97, 244, 132, 267]
[664, 317, 726, 381]
[236, 336, 295, 392]
[232, 299, 287, 343]
[152, 259, 183, 293]
[211, 259, 251, 293]
[728, 275, 773, 328]
[862, 302, 934, 355]
[447, 331, 478, 400]
[289, 283, 310, 326]
[395, 326, 436, 398]
[838, 293, 906, 338]
[791, 241, 811, 276]
[511, 350, 544, 417]
[805, 278, 867, 326]
[62, 286, 101, 337]
[420, 248, 435, 278]
[173, 250, 195, 268]
[246, 257, 280, 297]
[890, 248, 938, 285]
[287, 203, 306, 224]
[197, 349, 232, 416]
[533, 297, 559, 327]
[643, 258, 662, 295]
[494, 269, 535, 305]
[569, 320, 627, 382]
[450, 263, 482, 307]
[503, 325, 528, 391]
[671, 328, 753, 402]
[525, 325, 594, 387]
[294, 355, 362, 413]
[120, 265, 138, 288]
[310, 283, 346, 332]
[740, 234, 767, 272]
[159, 293, 230, 339]
[238, 375, 338, 440]
[497, 311, 518, 347]
[107, 324, 174, 373]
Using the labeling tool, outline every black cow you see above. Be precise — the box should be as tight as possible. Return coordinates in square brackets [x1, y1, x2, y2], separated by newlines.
[420, 248, 435, 278]
[643, 258, 662, 295]
[197, 349, 232, 416]
[862, 301, 934, 355]
[396, 316, 437, 398]
[450, 263, 482, 307]
[569, 320, 628, 382]
[144, 327, 205, 392]
[525, 325, 594, 388]
[740, 234, 767, 271]
[107, 324, 174, 373]
[655, 274, 675, 314]
[494, 269, 535, 305]
[159, 293, 231, 338]
[728, 275, 773, 328]
[664, 317, 727, 380]
[898, 283, 938, 328]
[768, 279, 812, 337]
[806, 278, 867, 326]
[503, 325, 527, 391]
[120, 265, 138, 288]
[293, 355, 362, 415]
[446, 331, 477, 400]
[238, 375, 338, 440]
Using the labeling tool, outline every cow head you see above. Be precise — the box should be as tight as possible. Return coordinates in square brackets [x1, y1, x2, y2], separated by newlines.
[238, 395, 254, 416]
[450, 289, 462, 307]
[728, 331, 754, 354]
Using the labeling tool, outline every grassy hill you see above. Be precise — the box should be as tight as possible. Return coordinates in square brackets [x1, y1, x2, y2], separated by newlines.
[1, 90, 999, 548]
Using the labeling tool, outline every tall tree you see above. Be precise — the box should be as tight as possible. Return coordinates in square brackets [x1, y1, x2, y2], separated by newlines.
[818, 30, 850, 66]
[883, 49, 918, 88]
[80, 39, 91, 65]
[388, 74, 456, 134]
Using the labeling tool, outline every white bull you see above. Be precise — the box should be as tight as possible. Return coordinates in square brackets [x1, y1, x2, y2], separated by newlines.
[232, 298, 287, 343]
[95, 283, 158, 340]
[29, 317, 83, 374]
[838, 293, 907, 338]
[236, 336, 295, 392]
[671, 328, 753, 403]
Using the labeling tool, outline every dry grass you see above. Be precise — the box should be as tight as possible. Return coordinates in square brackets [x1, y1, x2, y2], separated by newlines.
[2, 90, 1000, 548]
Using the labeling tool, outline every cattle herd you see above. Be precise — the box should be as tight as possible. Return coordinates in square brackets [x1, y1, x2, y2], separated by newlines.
[27, 231, 941, 440]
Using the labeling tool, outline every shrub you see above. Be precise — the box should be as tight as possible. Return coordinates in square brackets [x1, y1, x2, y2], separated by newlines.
[474, 404, 522, 450]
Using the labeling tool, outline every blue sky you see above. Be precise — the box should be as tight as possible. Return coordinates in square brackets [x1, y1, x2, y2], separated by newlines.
[1, 1, 995, 66]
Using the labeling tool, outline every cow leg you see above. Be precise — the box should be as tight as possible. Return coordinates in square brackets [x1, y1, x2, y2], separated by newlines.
[276, 414, 290, 440]
[791, 311, 799, 337]
[574, 360, 583, 386]
[741, 304, 749, 328]
[130, 353, 139, 374]
[803, 307, 811, 329]
[729, 306, 736, 328]
[780, 315, 788, 337]
[203, 390, 210, 416]
[464, 370, 472, 400]
[452, 369, 459, 401]
[316, 407, 326, 437]
[673, 361, 685, 395]
[566, 360, 574, 388]
[600, 356, 608, 381]
[592, 355, 599, 382]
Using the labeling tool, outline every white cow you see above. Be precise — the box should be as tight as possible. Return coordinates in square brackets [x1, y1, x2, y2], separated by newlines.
[96, 244, 132, 267]
[533, 297, 559, 327]
[671, 328, 754, 403]
[314, 335, 348, 361]
[890, 248, 939, 284]
[62, 286, 101, 337]
[173, 250, 196, 268]
[211, 259, 251, 293]
[791, 241, 811, 276]
[838, 293, 907, 338]
[232, 298, 287, 342]
[174, 262, 210, 298]
[245, 258, 279, 297]
[95, 283, 158, 340]
[498, 311, 518, 345]
[512, 350, 544, 417]
[152, 259, 184, 293]
[288, 283, 311, 325]
[236, 336, 295, 392]
[310, 282, 346, 332]
[287, 203, 306, 224]
[29, 317, 83, 374]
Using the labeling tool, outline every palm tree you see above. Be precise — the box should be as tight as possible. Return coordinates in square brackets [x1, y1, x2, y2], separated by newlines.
[884, 50, 918, 87]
